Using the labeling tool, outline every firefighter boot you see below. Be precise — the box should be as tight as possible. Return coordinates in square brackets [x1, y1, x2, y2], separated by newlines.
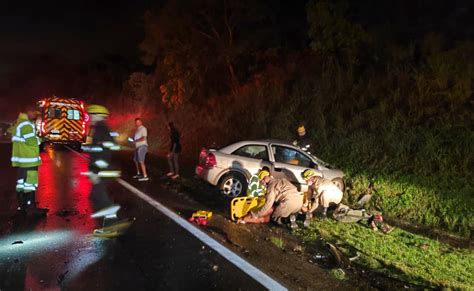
[16, 192, 26, 213]
[289, 214, 298, 229]
[26, 192, 48, 217]
[321, 207, 328, 219]
[304, 212, 313, 228]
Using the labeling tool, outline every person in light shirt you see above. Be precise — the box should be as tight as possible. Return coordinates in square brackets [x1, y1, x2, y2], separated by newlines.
[130, 117, 149, 181]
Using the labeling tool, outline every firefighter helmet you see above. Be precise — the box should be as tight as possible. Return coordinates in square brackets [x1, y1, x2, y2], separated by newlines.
[86, 104, 109, 116]
[302, 169, 321, 181]
[258, 170, 270, 181]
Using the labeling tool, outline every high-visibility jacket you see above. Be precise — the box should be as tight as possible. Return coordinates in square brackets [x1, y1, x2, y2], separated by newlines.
[10, 113, 41, 168]
[82, 120, 121, 177]
[246, 175, 266, 198]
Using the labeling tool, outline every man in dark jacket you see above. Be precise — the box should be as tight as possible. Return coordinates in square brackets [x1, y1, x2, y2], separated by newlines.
[166, 122, 181, 179]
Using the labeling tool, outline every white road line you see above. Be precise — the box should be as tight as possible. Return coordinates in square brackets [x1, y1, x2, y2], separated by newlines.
[65, 146, 287, 290]
[116, 178, 287, 291]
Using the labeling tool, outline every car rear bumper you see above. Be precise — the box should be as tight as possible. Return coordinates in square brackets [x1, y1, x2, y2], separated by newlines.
[195, 165, 222, 186]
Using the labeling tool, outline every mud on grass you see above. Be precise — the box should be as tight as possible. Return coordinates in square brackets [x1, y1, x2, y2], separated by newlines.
[294, 219, 474, 289]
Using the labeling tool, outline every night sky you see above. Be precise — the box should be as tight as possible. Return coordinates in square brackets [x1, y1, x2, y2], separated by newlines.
[0, 0, 149, 83]
[1, 0, 472, 117]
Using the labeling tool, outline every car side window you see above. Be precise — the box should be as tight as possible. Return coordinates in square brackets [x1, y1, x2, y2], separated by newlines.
[232, 145, 269, 161]
[272, 145, 312, 168]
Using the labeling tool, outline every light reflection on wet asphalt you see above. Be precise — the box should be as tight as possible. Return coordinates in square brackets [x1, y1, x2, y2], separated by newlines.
[0, 145, 266, 290]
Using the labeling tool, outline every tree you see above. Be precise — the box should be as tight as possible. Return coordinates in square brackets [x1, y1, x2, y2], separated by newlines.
[307, 0, 369, 65]
[138, 0, 270, 104]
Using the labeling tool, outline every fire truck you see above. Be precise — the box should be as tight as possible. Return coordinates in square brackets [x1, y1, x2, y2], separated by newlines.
[36, 97, 88, 146]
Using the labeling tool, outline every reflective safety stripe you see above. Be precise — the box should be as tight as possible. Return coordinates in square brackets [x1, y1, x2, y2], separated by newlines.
[80, 171, 121, 177]
[17, 179, 25, 183]
[23, 182, 37, 191]
[12, 136, 26, 142]
[110, 132, 119, 137]
[80, 171, 93, 176]
[102, 141, 115, 148]
[94, 160, 109, 169]
[110, 145, 121, 151]
[16, 121, 33, 137]
[81, 146, 103, 152]
[23, 132, 36, 139]
[11, 156, 41, 163]
[97, 171, 121, 177]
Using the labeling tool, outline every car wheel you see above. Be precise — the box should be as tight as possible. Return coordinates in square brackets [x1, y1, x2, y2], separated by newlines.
[331, 177, 345, 192]
[218, 172, 247, 198]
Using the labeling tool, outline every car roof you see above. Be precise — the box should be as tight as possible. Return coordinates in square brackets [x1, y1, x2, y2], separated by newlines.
[219, 139, 295, 153]
[257, 139, 292, 145]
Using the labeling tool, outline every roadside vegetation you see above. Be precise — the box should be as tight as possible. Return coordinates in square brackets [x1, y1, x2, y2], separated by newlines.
[295, 219, 474, 289]
[106, 1, 473, 238]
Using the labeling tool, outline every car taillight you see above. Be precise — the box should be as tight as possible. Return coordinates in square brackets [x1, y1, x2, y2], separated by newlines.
[205, 153, 217, 168]
[199, 148, 217, 168]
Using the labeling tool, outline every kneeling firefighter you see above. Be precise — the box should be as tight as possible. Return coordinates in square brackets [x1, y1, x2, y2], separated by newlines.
[81, 105, 122, 234]
[10, 106, 48, 216]
[301, 169, 343, 227]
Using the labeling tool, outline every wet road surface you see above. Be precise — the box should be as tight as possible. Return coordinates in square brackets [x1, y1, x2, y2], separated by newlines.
[0, 144, 270, 290]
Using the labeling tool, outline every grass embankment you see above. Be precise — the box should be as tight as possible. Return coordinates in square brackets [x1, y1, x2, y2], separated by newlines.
[295, 219, 474, 289]
[317, 117, 474, 238]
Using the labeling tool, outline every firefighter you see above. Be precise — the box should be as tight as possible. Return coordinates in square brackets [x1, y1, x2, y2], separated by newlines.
[10, 106, 48, 216]
[238, 172, 302, 229]
[301, 169, 343, 227]
[293, 124, 312, 153]
[246, 168, 270, 198]
[81, 105, 122, 235]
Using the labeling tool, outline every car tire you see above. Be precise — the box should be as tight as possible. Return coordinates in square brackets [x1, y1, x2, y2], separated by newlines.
[218, 172, 247, 198]
[331, 177, 345, 192]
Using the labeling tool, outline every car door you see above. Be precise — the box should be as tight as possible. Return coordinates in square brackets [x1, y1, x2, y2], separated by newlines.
[229, 144, 272, 178]
[269, 144, 322, 192]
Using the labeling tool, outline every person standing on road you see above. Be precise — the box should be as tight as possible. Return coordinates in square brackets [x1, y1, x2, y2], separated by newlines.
[293, 124, 312, 153]
[9, 106, 48, 216]
[166, 122, 181, 179]
[301, 169, 343, 227]
[130, 118, 149, 181]
[82, 105, 123, 236]
[238, 173, 302, 229]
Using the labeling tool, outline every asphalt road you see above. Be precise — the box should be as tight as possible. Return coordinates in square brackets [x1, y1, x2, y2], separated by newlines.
[0, 144, 273, 290]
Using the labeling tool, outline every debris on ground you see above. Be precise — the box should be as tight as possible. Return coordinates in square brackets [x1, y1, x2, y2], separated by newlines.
[357, 194, 372, 206]
[292, 245, 303, 253]
[349, 253, 360, 261]
[56, 208, 79, 217]
[189, 210, 212, 226]
[57, 270, 69, 285]
[327, 243, 344, 267]
[313, 253, 326, 260]
[330, 268, 346, 281]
